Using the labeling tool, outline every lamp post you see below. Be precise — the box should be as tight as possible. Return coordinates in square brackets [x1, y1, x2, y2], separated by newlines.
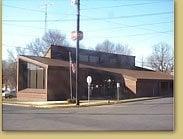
[87, 76, 92, 104]
[117, 83, 120, 101]
[107, 79, 111, 99]
[107, 79, 111, 88]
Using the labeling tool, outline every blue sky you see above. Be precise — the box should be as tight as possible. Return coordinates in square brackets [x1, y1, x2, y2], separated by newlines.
[2, 0, 174, 67]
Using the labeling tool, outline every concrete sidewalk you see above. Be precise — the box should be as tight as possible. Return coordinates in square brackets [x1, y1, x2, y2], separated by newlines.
[2, 97, 161, 108]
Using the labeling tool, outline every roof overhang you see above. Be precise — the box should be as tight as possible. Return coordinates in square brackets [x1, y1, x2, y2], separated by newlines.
[18, 56, 48, 68]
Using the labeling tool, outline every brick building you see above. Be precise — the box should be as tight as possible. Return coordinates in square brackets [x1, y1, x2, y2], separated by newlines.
[17, 45, 173, 101]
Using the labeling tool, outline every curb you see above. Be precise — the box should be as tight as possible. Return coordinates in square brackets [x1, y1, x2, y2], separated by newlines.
[2, 97, 162, 109]
[119, 96, 161, 103]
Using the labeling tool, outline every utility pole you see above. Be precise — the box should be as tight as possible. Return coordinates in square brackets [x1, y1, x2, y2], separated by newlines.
[71, 0, 82, 106]
[44, 0, 48, 33]
[76, 0, 80, 106]
[43, 0, 53, 33]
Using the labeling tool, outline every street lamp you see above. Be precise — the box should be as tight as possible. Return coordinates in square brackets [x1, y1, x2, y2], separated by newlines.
[107, 79, 111, 83]
[107, 78, 112, 99]
[107, 79, 111, 88]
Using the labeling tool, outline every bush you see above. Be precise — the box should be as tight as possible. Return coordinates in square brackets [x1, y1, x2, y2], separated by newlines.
[67, 99, 76, 104]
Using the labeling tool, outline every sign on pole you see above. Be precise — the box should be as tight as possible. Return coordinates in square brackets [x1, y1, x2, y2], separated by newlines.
[87, 76, 92, 85]
[71, 0, 78, 5]
[117, 83, 120, 101]
[87, 76, 92, 104]
[71, 31, 83, 41]
[117, 83, 120, 88]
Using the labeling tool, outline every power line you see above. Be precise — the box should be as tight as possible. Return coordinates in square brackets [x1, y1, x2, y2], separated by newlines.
[3, 23, 45, 30]
[3, 23, 72, 32]
[82, 11, 173, 21]
[3, 20, 172, 32]
[2, 22, 173, 38]
[110, 21, 173, 35]
[119, 30, 172, 37]
[0, 19, 65, 22]
[85, 21, 173, 32]
[2, 11, 173, 22]
[131, 33, 163, 45]
[85, 30, 172, 39]
[3, 29, 172, 40]
[3, 4, 45, 13]
[81, 1, 167, 10]
[2, 19, 62, 22]
[3, 4, 75, 16]
[81, 14, 173, 35]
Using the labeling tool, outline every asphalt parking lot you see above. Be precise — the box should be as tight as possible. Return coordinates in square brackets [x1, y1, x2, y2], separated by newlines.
[2, 97, 174, 131]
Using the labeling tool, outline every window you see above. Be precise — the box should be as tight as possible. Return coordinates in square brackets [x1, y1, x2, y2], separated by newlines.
[161, 81, 168, 92]
[27, 63, 45, 89]
[109, 58, 117, 64]
[79, 54, 88, 62]
[170, 81, 173, 89]
[89, 56, 99, 63]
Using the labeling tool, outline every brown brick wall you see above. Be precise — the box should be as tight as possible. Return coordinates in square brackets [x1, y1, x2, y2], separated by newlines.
[136, 80, 158, 97]
[124, 77, 137, 94]
[47, 67, 70, 101]
[47, 66, 124, 100]
[17, 88, 47, 101]
[136, 79, 173, 97]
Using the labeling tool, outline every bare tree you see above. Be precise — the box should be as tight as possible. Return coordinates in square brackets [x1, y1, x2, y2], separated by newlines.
[115, 43, 132, 55]
[95, 40, 132, 55]
[8, 30, 68, 57]
[42, 30, 68, 47]
[2, 50, 17, 88]
[26, 30, 68, 56]
[7, 47, 26, 62]
[148, 42, 174, 72]
[3, 46, 27, 88]
[2, 60, 17, 89]
[15, 47, 27, 56]
[7, 49, 16, 62]
[26, 38, 46, 56]
[6, 29, 68, 59]
[95, 40, 115, 53]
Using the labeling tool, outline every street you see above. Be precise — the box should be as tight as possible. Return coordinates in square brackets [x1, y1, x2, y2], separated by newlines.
[2, 97, 174, 131]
